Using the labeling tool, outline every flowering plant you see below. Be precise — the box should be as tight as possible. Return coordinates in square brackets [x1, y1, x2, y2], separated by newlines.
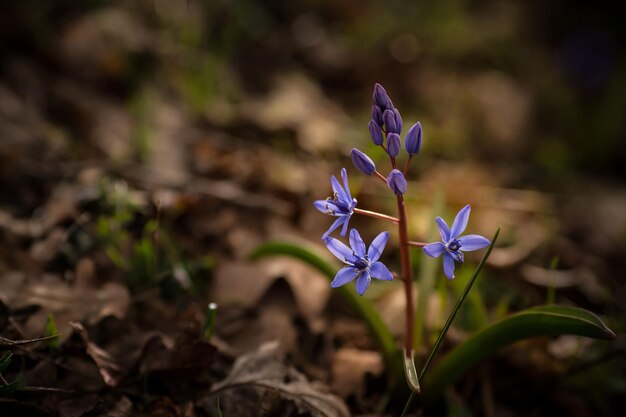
[252, 83, 615, 415]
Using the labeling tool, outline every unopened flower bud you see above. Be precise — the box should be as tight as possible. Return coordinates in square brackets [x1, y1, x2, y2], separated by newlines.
[387, 133, 401, 157]
[371, 105, 383, 126]
[373, 83, 393, 110]
[387, 169, 407, 195]
[393, 108, 403, 133]
[368, 120, 383, 146]
[383, 109, 398, 134]
[405, 122, 422, 155]
[351, 148, 376, 175]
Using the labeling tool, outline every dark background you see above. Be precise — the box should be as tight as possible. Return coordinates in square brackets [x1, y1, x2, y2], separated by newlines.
[0, 1, 624, 416]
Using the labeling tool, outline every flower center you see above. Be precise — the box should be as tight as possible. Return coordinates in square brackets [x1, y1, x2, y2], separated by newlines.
[353, 258, 369, 270]
[447, 240, 462, 252]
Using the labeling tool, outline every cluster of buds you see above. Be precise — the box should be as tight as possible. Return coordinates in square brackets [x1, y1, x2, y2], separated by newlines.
[352, 84, 423, 196]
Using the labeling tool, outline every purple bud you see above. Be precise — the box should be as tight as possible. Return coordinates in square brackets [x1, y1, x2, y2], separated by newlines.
[351, 148, 376, 175]
[387, 169, 407, 195]
[387, 133, 401, 157]
[383, 109, 398, 134]
[405, 122, 422, 155]
[368, 120, 383, 145]
[373, 83, 393, 110]
[393, 108, 403, 134]
[371, 105, 383, 126]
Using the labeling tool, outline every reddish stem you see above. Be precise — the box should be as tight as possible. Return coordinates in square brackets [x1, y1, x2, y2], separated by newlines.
[354, 208, 399, 223]
[403, 155, 413, 175]
[396, 195, 414, 355]
[374, 170, 388, 184]
[407, 240, 427, 248]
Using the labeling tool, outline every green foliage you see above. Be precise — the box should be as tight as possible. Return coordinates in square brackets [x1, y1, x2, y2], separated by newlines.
[203, 303, 218, 342]
[424, 305, 616, 400]
[44, 313, 60, 350]
[0, 352, 24, 394]
[95, 178, 212, 294]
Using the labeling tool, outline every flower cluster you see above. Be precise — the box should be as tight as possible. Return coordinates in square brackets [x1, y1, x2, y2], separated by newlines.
[314, 83, 489, 295]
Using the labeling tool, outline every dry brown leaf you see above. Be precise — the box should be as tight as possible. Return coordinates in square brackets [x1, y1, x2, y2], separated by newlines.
[0, 268, 130, 342]
[331, 348, 383, 399]
[70, 322, 124, 387]
[207, 341, 350, 417]
[213, 257, 330, 333]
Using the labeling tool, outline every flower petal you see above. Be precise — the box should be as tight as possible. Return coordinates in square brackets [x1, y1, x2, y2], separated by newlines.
[423, 242, 445, 258]
[331, 175, 349, 205]
[435, 217, 451, 242]
[322, 216, 346, 239]
[369, 261, 393, 281]
[367, 231, 389, 263]
[340, 216, 350, 237]
[443, 253, 456, 279]
[355, 270, 371, 295]
[458, 234, 490, 251]
[330, 267, 359, 288]
[349, 229, 367, 258]
[450, 204, 471, 239]
[314, 200, 339, 214]
[324, 236, 354, 263]
[341, 168, 352, 199]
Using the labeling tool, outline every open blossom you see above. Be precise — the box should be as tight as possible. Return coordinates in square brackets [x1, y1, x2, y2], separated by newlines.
[313, 168, 357, 239]
[423, 205, 490, 279]
[325, 229, 393, 295]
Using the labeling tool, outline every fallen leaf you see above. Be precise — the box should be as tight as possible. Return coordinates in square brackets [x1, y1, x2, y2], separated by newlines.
[331, 348, 383, 399]
[206, 341, 350, 417]
[69, 321, 124, 387]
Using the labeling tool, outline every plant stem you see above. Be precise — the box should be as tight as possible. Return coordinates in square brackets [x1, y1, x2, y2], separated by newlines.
[374, 170, 388, 184]
[407, 240, 427, 248]
[403, 155, 413, 175]
[396, 195, 414, 356]
[354, 208, 399, 223]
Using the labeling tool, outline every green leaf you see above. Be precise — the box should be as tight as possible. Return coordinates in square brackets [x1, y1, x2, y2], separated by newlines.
[44, 313, 60, 349]
[0, 351, 12, 373]
[425, 305, 616, 399]
[249, 241, 397, 372]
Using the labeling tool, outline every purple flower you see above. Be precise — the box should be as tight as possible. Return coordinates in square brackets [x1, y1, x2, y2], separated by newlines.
[368, 120, 384, 145]
[423, 205, 490, 279]
[405, 122, 422, 155]
[373, 83, 394, 110]
[383, 109, 400, 134]
[372, 105, 384, 126]
[393, 108, 403, 133]
[387, 169, 407, 195]
[325, 229, 393, 295]
[387, 133, 401, 157]
[314, 168, 357, 238]
[351, 148, 376, 175]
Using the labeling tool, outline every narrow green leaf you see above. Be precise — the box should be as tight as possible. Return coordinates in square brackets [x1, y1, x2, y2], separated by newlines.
[45, 313, 60, 349]
[217, 397, 224, 417]
[0, 351, 12, 373]
[249, 242, 397, 371]
[425, 305, 616, 399]
[203, 302, 218, 341]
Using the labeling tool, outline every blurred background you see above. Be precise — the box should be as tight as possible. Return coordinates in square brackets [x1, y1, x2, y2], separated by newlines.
[0, 0, 624, 416]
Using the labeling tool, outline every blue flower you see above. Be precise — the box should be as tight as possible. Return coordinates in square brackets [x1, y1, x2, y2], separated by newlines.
[423, 205, 490, 279]
[325, 229, 393, 295]
[313, 168, 357, 238]
[387, 169, 407, 195]
[351, 148, 376, 175]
